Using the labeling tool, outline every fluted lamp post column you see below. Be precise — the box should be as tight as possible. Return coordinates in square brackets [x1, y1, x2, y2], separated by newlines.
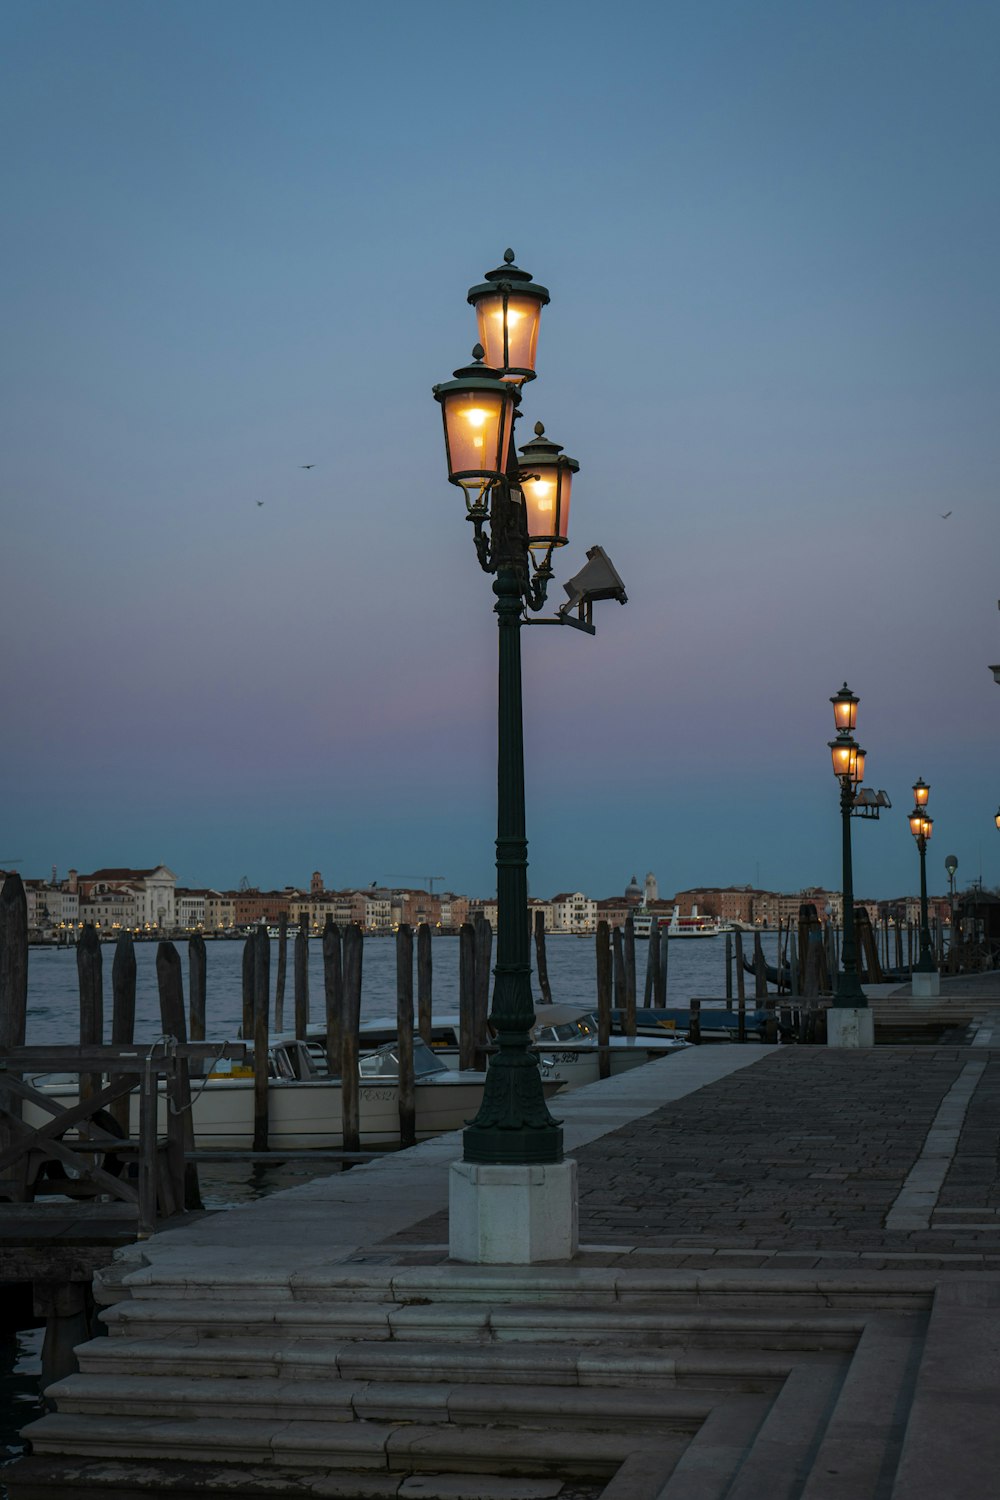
[433, 251, 627, 1262]
[827, 684, 876, 1046]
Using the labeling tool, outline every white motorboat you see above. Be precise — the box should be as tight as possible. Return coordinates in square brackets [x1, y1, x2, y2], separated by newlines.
[26, 1037, 562, 1151]
[296, 1007, 688, 1093]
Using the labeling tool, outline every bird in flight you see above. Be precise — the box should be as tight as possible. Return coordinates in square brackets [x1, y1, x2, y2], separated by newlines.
[941, 510, 952, 518]
[256, 501, 265, 507]
[300, 464, 316, 470]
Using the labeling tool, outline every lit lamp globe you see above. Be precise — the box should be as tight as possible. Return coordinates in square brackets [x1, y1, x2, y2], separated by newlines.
[467, 250, 550, 384]
[432, 347, 515, 503]
[912, 777, 930, 807]
[517, 422, 579, 555]
[921, 814, 933, 841]
[830, 735, 857, 780]
[831, 683, 860, 734]
[994, 807, 1000, 831]
[909, 808, 925, 838]
[852, 746, 867, 785]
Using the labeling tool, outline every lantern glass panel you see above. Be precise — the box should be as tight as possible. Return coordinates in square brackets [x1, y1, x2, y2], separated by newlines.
[831, 686, 859, 733]
[913, 779, 930, 806]
[831, 740, 854, 778]
[474, 292, 543, 378]
[852, 747, 866, 784]
[994, 808, 1000, 830]
[441, 388, 511, 479]
[909, 810, 924, 837]
[522, 464, 572, 549]
[921, 816, 933, 840]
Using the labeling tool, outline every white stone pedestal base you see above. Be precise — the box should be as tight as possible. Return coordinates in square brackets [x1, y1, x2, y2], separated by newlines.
[911, 969, 941, 1001]
[449, 1159, 578, 1264]
[826, 1007, 875, 1048]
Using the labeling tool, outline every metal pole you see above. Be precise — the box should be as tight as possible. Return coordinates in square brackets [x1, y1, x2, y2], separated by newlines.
[461, 562, 561, 1166]
[834, 777, 867, 1006]
[915, 837, 936, 973]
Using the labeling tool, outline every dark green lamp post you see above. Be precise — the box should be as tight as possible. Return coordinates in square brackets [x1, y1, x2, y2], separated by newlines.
[432, 252, 624, 1169]
[828, 683, 868, 1007]
[907, 785, 936, 976]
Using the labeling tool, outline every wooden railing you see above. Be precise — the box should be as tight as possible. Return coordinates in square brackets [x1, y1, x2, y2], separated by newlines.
[0, 1039, 245, 1237]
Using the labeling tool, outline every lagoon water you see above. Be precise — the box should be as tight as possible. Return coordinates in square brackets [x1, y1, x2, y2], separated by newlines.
[22, 930, 784, 1046]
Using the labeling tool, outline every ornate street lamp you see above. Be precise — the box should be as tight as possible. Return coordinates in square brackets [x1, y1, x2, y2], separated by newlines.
[908, 786, 937, 979]
[433, 253, 626, 1172]
[466, 249, 550, 385]
[827, 683, 878, 1007]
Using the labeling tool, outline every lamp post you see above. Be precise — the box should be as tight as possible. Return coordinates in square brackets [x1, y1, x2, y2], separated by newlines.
[908, 781, 936, 979]
[432, 252, 626, 1194]
[828, 684, 868, 1007]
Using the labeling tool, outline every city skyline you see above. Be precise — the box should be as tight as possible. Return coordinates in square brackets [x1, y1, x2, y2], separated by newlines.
[3, 2, 999, 900]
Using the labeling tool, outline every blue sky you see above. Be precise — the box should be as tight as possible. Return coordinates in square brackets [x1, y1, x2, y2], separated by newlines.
[3, 0, 999, 901]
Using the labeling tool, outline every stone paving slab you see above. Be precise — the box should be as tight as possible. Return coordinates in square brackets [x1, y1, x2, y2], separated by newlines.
[377, 1047, 1000, 1270]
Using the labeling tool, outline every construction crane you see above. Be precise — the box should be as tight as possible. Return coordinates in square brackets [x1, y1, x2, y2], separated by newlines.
[387, 875, 445, 895]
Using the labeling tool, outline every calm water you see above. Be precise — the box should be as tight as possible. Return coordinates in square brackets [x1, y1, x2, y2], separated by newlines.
[22, 929, 782, 1046]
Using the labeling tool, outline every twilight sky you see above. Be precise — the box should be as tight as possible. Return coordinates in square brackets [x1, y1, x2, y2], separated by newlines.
[2, 0, 999, 902]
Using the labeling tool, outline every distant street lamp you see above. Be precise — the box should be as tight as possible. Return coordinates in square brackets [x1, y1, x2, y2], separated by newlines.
[908, 781, 937, 980]
[433, 251, 627, 1181]
[827, 683, 889, 1012]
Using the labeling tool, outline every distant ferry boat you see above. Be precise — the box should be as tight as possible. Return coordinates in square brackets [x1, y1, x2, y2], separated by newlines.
[632, 906, 731, 939]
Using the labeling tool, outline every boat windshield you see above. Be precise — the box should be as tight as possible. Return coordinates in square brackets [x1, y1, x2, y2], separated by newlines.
[359, 1038, 448, 1079]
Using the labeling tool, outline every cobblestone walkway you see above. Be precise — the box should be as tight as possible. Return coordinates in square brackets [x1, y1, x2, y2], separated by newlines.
[380, 1046, 1000, 1271]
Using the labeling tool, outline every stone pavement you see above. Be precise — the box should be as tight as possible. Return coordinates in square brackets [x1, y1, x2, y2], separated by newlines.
[377, 1046, 1000, 1272]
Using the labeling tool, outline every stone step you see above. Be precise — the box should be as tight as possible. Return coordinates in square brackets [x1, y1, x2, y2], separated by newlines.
[798, 1311, 927, 1499]
[42, 1371, 717, 1432]
[113, 1262, 935, 1313]
[78, 1332, 836, 1392]
[22, 1412, 687, 1479]
[4, 1459, 579, 1500]
[100, 1296, 868, 1351]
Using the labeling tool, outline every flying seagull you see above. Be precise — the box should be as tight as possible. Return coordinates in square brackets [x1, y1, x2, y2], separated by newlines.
[300, 464, 316, 470]
[941, 511, 952, 518]
[256, 501, 264, 507]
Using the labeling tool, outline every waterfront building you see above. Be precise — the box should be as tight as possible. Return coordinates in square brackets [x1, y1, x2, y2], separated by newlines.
[364, 890, 393, 932]
[468, 899, 499, 930]
[174, 888, 209, 930]
[204, 890, 236, 931]
[439, 893, 469, 931]
[550, 892, 597, 933]
[75, 866, 177, 929]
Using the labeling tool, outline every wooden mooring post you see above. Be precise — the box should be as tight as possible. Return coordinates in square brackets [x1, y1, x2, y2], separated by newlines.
[473, 915, 492, 1068]
[417, 922, 433, 1044]
[643, 920, 660, 1007]
[595, 920, 612, 1079]
[156, 941, 202, 1209]
[322, 917, 342, 1079]
[273, 911, 288, 1033]
[76, 925, 102, 1106]
[294, 916, 309, 1041]
[241, 934, 255, 1040]
[252, 926, 270, 1153]
[110, 932, 136, 1133]
[534, 909, 553, 1005]
[187, 931, 206, 1057]
[341, 924, 362, 1153]
[396, 924, 415, 1148]
[613, 926, 632, 1032]
[623, 913, 637, 1017]
[0, 874, 28, 1161]
[458, 922, 477, 1071]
